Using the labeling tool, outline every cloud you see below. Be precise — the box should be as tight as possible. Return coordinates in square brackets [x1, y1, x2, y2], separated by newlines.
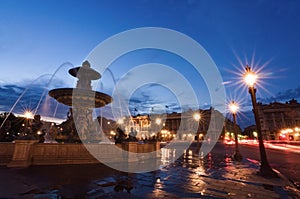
[234, 86, 300, 129]
[7, 78, 297, 130]
[111, 68, 201, 116]
[0, 82, 256, 130]
[258, 85, 300, 103]
[236, 111, 255, 130]
[0, 83, 68, 120]
[127, 84, 181, 114]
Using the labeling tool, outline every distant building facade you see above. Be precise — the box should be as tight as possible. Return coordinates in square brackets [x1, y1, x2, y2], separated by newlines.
[99, 108, 240, 141]
[243, 125, 257, 139]
[256, 99, 300, 140]
[163, 108, 226, 141]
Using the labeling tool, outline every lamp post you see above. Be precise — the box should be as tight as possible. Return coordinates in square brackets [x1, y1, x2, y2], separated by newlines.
[23, 110, 33, 137]
[193, 112, 201, 153]
[155, 118, 162, 125]
[229, 101, 243, 161]
[243, 65, 278, 177]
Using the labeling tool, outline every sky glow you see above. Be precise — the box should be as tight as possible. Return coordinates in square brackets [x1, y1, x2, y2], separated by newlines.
[0, 0, 299, 128]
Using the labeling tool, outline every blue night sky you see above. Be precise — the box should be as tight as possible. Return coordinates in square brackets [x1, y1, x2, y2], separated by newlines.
[0, 0, 300, 128]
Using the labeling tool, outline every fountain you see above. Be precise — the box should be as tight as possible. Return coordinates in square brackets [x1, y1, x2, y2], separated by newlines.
[49, 61, 112, 142]
[4, 61, 162, 169]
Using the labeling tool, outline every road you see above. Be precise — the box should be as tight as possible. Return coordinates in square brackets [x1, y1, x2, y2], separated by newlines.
[238, 143, 300, 187]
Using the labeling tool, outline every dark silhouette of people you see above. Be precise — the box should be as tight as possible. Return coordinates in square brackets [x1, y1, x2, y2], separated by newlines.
[114, 127, 126, 143]
[128, 127, 137, 141]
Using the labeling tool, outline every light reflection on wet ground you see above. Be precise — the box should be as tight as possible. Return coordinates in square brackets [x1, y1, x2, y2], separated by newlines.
[87, 143, 299, 199]
[85, 143, 237, 198]
[1, 142, 299, 198]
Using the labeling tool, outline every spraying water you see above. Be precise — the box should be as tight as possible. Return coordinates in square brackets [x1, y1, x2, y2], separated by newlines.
[0, 74, 51, 129]
[0, 62, 74, 130]
[33, 62, 74, 116]
[104, 68, 133, 129]
[52, 102, 60, 118]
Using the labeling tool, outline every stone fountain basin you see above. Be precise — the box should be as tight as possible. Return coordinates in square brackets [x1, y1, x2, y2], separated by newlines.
[49, 88, 112, 108]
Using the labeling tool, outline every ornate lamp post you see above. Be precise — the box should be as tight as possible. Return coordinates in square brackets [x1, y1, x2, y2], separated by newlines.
[155, 118, 162, 125]
[229, 101, 243, 161]
[193, 112, 201, 153]
[193, 112, 201, 122]
[23, 110, 33, 137]
[243, 65, 278, 177]
[155, 117, 162, 138]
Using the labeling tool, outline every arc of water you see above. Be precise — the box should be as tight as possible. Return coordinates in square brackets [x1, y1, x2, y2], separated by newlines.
[52, 102, 59, 118]
[33, 62, 74, 116]
[0, 74, 51, 129]
[1, 62, 74, 130]
[106, 68, 124, 118]
[105, 68, 134, 128]
[98, 81, 104, 128]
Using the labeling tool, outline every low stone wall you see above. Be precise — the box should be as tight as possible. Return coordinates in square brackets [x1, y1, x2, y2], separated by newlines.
[137, 142, 159, 153]
[0, 142, 14, 165]
[1, 141, 161, 167]
[32, 143, 99, 165]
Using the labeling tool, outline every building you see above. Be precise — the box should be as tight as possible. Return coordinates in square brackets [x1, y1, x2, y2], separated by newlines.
[101, 108, 239, 141]
[256, 99, 300, 140]
[163, 108, 226, 141]
[243, 125, 257, 139]
[223, 118, 243, 141]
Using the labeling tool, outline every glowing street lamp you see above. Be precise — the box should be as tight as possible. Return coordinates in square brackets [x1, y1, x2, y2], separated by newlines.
[193, 113, 201, 122]
[155, 118, 162, 125]
[193, 112, 201, 137]
[243, 65, 278, 177]
[229, 101, 243, 161]
[23, 110, 33, 119]
[193, 112, 201, 152]
[117, 118, 124, 125]
[154, 117, 162, 136]
[21, 110, 34, 137]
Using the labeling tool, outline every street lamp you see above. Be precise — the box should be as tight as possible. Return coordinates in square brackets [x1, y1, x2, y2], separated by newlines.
[193, 112, 201, 140]
[228, 101, 243, 161]
[24, 111, 34, 119]
[154, 117, 162, 139]
[193, 112, 201, 153]
[243, 65, 278, 177]
[22, 110, 33, 137]
[155, 118, 162, 125]
[193, 113, 201, 122]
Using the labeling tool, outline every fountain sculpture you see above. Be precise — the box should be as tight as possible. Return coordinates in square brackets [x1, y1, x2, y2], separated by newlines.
[49, 61, 112, 141]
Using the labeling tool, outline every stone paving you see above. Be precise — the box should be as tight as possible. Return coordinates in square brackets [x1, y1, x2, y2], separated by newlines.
[1, 143, 300, 198]
[86, 155, 300, 199]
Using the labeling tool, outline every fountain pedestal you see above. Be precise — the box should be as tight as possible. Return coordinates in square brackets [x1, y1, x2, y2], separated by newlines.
[49, 61, 112, 142]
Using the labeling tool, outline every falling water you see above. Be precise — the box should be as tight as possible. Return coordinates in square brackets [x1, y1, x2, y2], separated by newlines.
[33, 62, 74, 116]
[0, 74, 51, 129]
[52, 102, 60, 118]
[0, 62, 74, 130]
[104, 68, 133, 122]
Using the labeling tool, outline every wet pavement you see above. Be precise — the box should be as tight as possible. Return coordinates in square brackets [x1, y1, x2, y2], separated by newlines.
[1, 142, 300, 198]
[239, 142, 300, 190]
